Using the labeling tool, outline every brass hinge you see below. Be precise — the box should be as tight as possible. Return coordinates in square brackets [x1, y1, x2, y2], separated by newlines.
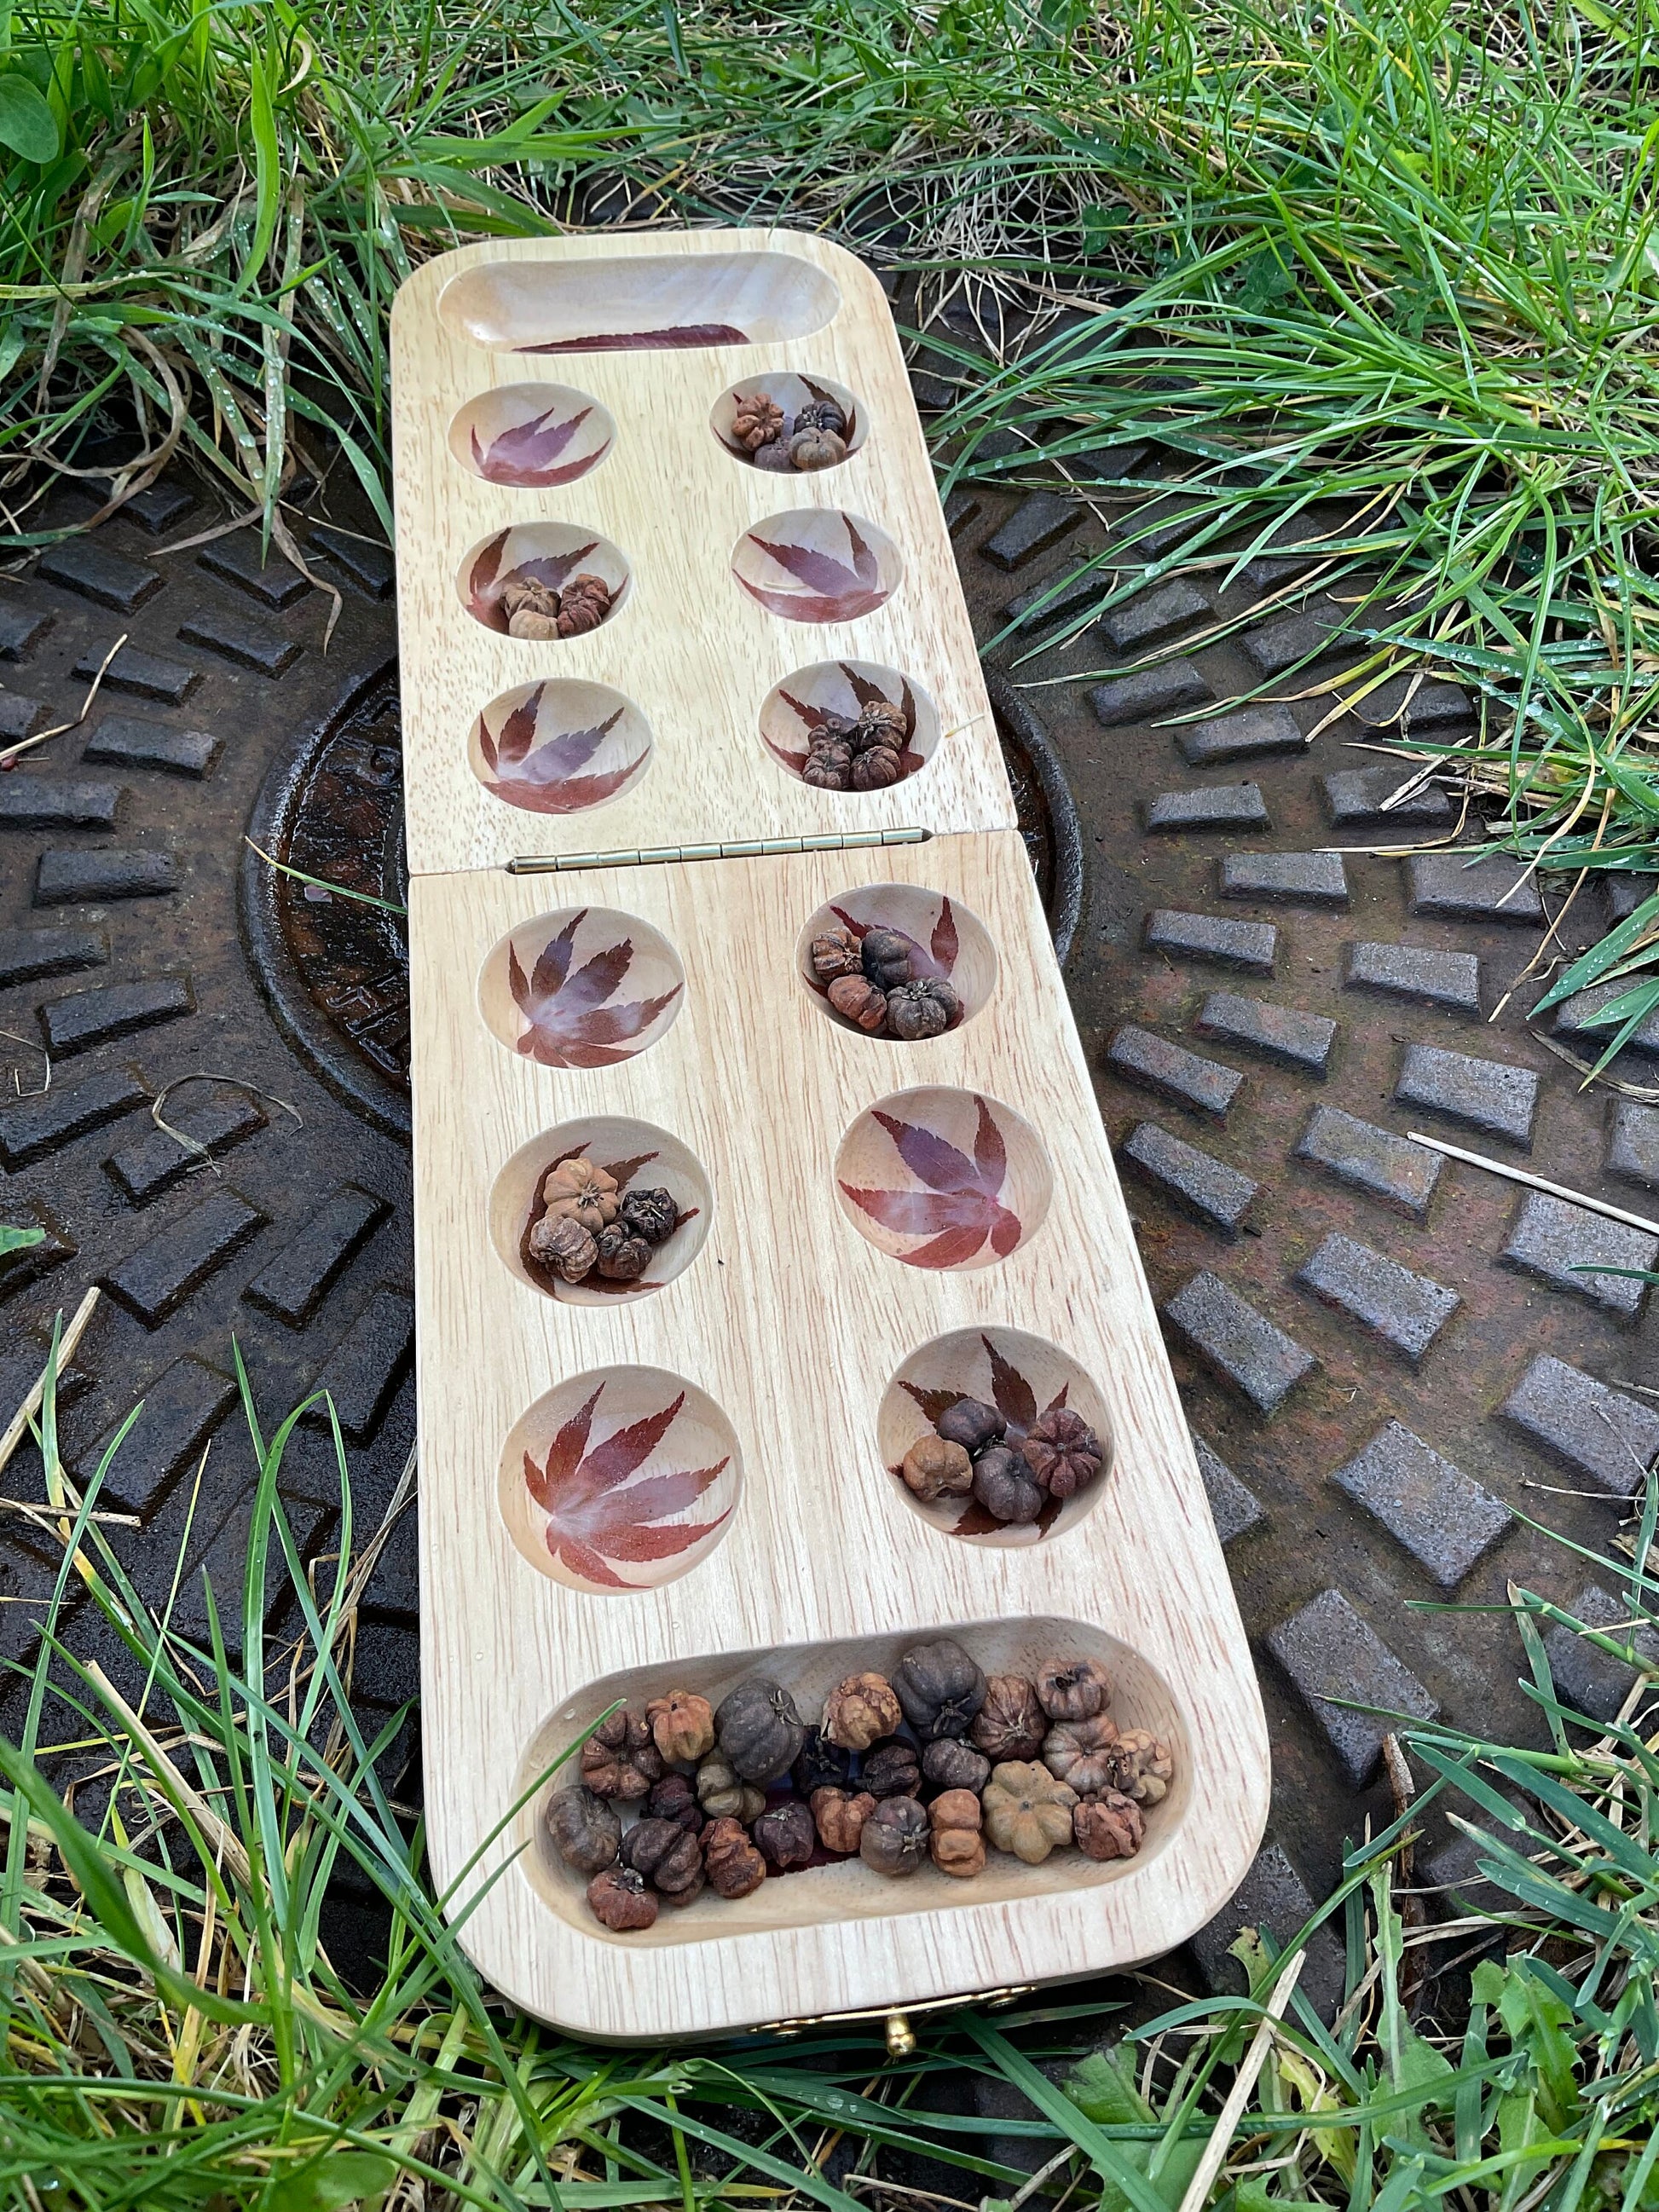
[506, 827, 929, 875]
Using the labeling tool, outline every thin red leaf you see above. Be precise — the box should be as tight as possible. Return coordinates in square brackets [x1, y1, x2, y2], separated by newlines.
[604, 1152, 659, 1190]
[558, 939, 635, 1012]
[899, 1382, 966, 1425]
[972, 1097, 1007, 1194]
[573, 1393, 686, 1495]
[507, 940, 533, 1014]
[901, 1225, 991, 1269]
[595, 1511, 731, 1564]
[496, 683, 546, 766]
[529, 913, 582, 999]
[511, 542, 599, 594]
[989, 1207, 1024, 1256]
[871, 1109, 980, 1195]
[843, 518, 880, 587]
[491, 759, 644, 815]
[469, 530, 507, 604]
[949, 1496, 1007, 1538]
[481, 405, 590, 481]
[778, 687, 836, 731]
[1035, 1492, 1066, 1535]
[518, 323, 749, 353]
[746, 534, 867, 599]
[839, 1183, 994, 1235]
[578, 1460, 728, 1537]
[838, 663, 888, 712]
[477, 718, 498, 775]
[550, 1532, 633, 1588]
[928, 897, 959, 976]
[527, 1038, 637, 1069]
[741, 580, 887, 624]
[830, 906, 871, 941]
[899, 678, 918, 739]
[524, 1447, 552, 1512]
[539, 1383, 604, 1495]
[983, 1337, 1038, 1433]
[1044, 1384, 1071, 1414]
[559, 986, 680, 1045]
[766, 738, 812, 776]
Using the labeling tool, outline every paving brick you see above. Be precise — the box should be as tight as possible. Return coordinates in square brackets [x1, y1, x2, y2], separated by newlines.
[176, 605, 302, 677]
[1545, 1585, 1659, 1724]
[1195, 990, 1335, 1076]
[1066, 441, 1150, 483]
[0, 1063, 148, 1168]
[0, 777, 123, 830]
[75, 642, 199, 705]
[1146, 783, 1268, 834]
[0, 925, 106, 989]
[1107, 1026, 1245, 1118]
[0, 693, 46, 741]
[1500, 1354, 1659, 1496]
[979, 493, 1083, 572]
[942, 488, 981, 535]
[1094, 579, 1210, 653]
[101, 477, 194, 534]
[1178, 704, 1304, 767]
[908, 367, 957, 412]
[0, 604, 53, 659]
[1344, 941, 1481, 1015]
[1191, 1843, 1346, 2023]
[1004, 558, 1105, 631]
[1121, 1119, 1259, 1235]
[35, 847, 177, 904]
[1396, 1042, 1539, 1146]
[304, 1287, 414, 1440]
[1220, 851, 1349, 908]
[101, 1187, 267, 1327]
[199, 534, 310, 608]
[1297, 1105, 1443, 1218]
[1240, 602, 1354, 676]
[1266, 1587, 1439, 1785]
[1332, 1423, 1510, 1588]
[37, 975, 194, 1057]
[0, 1348, 90, 1421]
[84, 714, 221, 779]
[37, 540, 163, 615]
[1605, 872, 1659, 924]
[1193, 1432, 1265, 1544]
[1164, 1271, 1316, 1414]
[1321, 766, 1454, 827]
[1090, 662, 1215, 728]
[244, 1184, 390, 1326]
[1297, 1233, 1460, 1363]
[1607, 1101, 1659, 1191]
[105, 1093, 266, 1205]
[0, 1203, 74, 1302]
[84, 1354, 236, 1513]
[1501, 1192, 1657, 1320]
[1146, 908, 1277, 975]
[1119, 500, 1204, 561]
[1549, 981, 1659, 1059]
[1356, 676, 1475, 731]
[1408, 852, 1545, 925]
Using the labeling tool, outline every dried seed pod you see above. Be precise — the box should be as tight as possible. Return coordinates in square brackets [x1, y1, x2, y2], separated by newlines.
[981, 1761, 1078, 1866]
[621, 1815, 703, 1896]
[752, 440, 795, 472]
[794, 397, 848, 439]
[789, 426, 847, 471]
[660, 1865, 705, 1909]
[695, 1753, 766, 1824]
[595, 1225, 653, 1281]
[971, 1675, 1047, 1764]
[501, 578, 561, 621]
[1109, 1728, 1174, 1805]
[621, 1187, 679, 1245]
[702, 1816, 767, 1898]
[557, 575, 612, 636]
[1023, 1409, 1104, 1499]
[810, 927, 863, 983]
[715, 1677, 806, 1783]
[646, 1689, 716, 1766]
[732, 394, 785, 452]
[935, 1399, 1006, 1457]
[1037, 1658, 1113, 1722]
[827, 974, 888, 1031]
[823, 1671, 903, 1752]
[858, 1795, 929, 1876]
[1042, 1714, 1122, 1796]
[859, 928, 913, 990]
[854, 702, 908, 748]
[544, 1785, 621, 1874]
[543, 1158, 621, 1235]
[507, 605, 563, 641]
[850, 746, 903, 791]
[810, 1784, 876, 1854]
[860, 1739, 921, 1799]
[1074, 1789, 1145, 1861]
[900, 1435, 973, 1502]
[587, 1863, 657, 1931]
[529, 1212, 598, 1283]
[885, 980, 955, 1042]
[928, 1788, 986, 1879]
[753, 1799, 816, 1870]
[581, 1710, 662, 1801]
[922, 1736, 990, 1794]
[893, 1638, 987, 1741]
[793, 1728, 853, 1796]
[802, 743, 853, 790]
[972, 1446, 1043, 1525]
[646, 1772, 703, 1832]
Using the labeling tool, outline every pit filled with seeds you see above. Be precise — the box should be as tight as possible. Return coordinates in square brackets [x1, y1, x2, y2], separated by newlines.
[713, 372, 864, 474]
[489, 1118, 711, 1304]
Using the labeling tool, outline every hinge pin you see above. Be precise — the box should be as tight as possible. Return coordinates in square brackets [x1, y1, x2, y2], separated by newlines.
[507, 827, 929, 875]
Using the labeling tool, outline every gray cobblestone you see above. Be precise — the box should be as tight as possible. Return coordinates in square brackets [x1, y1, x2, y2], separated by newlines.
[1408, 852, 1546, 924]
[1240, 602, 1354, 676]
[1091, 662, 1215, 728]
[1297, 1233, 1460, 1363]
[1146, 783, 1269, 834]
[1195, 991, 1335, 1076]
[1107, 1026, 1245, 1118]
[1501, 1192, 1657, 1320]
[1332, 1422, 1510, 1587]
[1146, 908, 1277, 974]
[1344, 942, 1481, 1015]
[1165, 1270, 1317, 1414]
[1121, 1119, 1260, 1235]
[980, 493, 1082, 571]
[1396, 1042, 1539, 1146]
[1192, 1432, 1265, 1544]
[1219, 851, 1350, 908]
[1296, 1106, 1443, 1217]
[1500, 1354, 1659, 1495]
[1178, 704, 1304, 766]
[1095, 579, 1210, 653]
[1192, 1843, 1346, 2022]
[1266, 1587, 1440, 1784]
[1545, 1585, 1659, 1724]
[1321, 766, 1453, 827]
[1607, 1101, 1659, 1191]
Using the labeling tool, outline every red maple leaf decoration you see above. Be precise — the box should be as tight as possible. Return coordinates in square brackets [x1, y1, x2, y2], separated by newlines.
[740, 519, 887, 622]
[517, 323, 749, 354]
[841, 1097, 1021, 1269]
[506, 911, 681, 1069]
[467, 532, 601, 632]
[768, 667, 924, 779]
[898, 1334, 1072, 1539]
[471, 405, 603, 488]
[525, 1383, 731, 1587]
[479, 696, 647, 815]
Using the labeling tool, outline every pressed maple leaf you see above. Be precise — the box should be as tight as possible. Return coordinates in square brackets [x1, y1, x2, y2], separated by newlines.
[480, 704, 646, 814]
[740, 518, 887, 622]
[467, 535, 601, 631]
[898, 1337, 1075, 1539]
[841, 1097, 1021, 1268]
[471, 404, 600, 488]
[506, 916, 681, 1068]
[517, 322, 749, 353]
[524, 1383, 731, 1587]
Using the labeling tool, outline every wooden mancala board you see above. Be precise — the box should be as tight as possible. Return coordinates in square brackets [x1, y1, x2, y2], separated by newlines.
[391, 228, 1269, 2042]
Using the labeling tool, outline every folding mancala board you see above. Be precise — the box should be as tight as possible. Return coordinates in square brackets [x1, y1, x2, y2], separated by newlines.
[391, 228, 1269, 2041]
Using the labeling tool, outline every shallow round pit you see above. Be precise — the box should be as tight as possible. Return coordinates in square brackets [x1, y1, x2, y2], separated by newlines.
[460, 523, 630, 637]
[490, 1117, 711, 1304]
[501, 1366, 742, 1592]
[760, 660, 938, 792]
[796, 882, 997, 1037]
[449, 383, 616, 487]
[472, 680, 652, 816]
[712, 373, 864, 472]
[731, 510, 899, 624]
[877, 1326, 1113, 1546]
[479, 906, 685, 1069]
[835, 1090, 1051, 1272]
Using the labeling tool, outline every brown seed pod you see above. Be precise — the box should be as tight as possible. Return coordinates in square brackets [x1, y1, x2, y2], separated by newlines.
[827, 974, 888, 1031]
[556, 575, 612, 636]
[1109, 1728, 1175, 1805]
[1022, 1409, 1104, 1499]
[621, 1187, 679, 1245]
[793, 1729, 853, 1795]
[542, 1158, 620, 1235]
[501, 578, 561, 621]
[789, 426, 847, 471]
[794, 397, 848, 439]
[823, 1671, 904, 1752]
[810, 1785, 876, 1854]
[1073, 1789, 1145, 1862]
[922, 1736, 990, 1794]
[621, 1815, 703, 1896]
[861, 1740, 921, 1799]
[543, 1785, 621, 1874]
[752, 440, 795, 472]
[928, 1788, 986, 1879]
[702, 1816, 768, 1898]
[595, 1225, 653, 1281]
[810, 927, 863, 983]
[981, 1762, 1078, 1866]
[753, 1799, 816, 1869]
[646, 1690, 716, 1766]
[970, 1675, 1047, 1764]
[972, 1446, 1043, 1524]
[893, 1638, 987, 1741]
[529, 1212, 598, 1283]
[900, 1435, 973, 1502]
[1036, 1658, 1113, 1722]
[858, 1795, 929, 1876]
[859, 928, 913, 990]
[732, 394, 785, 452]
[715, 1678, 806, 1783]
[581, 1710, 662, 1801]
[849, 746, 903, 791]
[935, 1399, 1005, 1456]
[695, 1753, 766, 1825]
[507, 605, 562, 641]
[646, 1772, 703, 1832]
[587, 1863, 658, 1931]
[1041, 1714, 1123, 1797]
[802, 743, 853, 791]
[886, 980, 957, 1042]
